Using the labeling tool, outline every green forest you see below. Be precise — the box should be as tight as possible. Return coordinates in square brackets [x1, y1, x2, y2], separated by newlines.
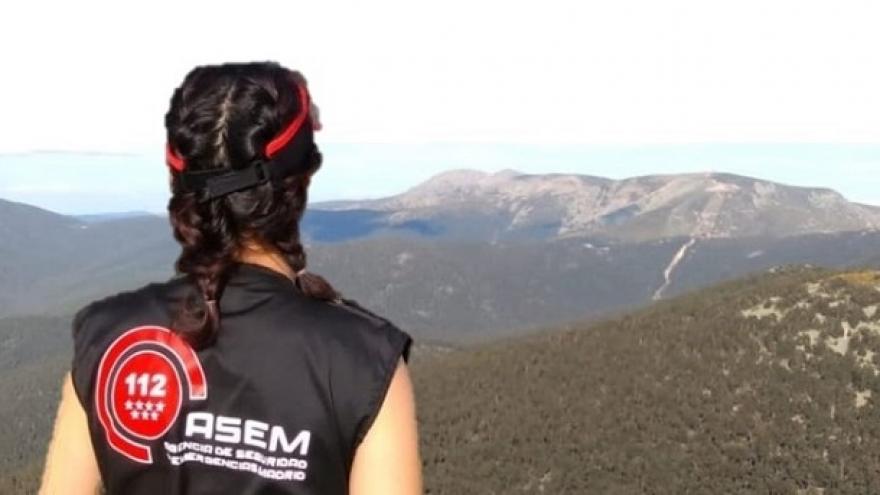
[411, 267, 880, 493]
[4, 266, 880, 493]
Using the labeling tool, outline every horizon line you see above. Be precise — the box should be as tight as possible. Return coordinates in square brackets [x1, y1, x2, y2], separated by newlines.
[3, 141, 880, 156]
[3, 166, 877, 217]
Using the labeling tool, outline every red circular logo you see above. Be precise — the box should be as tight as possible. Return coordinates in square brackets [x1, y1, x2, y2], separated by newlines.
[95, 326, 207, 464]
[111, 350, 182, 440]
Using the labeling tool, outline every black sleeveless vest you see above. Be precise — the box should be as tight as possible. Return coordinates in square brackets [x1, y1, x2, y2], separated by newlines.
[70, 261, 413, 494]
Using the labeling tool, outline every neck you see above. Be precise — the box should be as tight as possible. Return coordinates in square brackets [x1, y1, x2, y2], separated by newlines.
[235, 246, 296, 281]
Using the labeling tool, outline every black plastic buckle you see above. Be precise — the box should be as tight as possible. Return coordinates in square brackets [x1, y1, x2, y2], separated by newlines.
[196, 161, 272, 202]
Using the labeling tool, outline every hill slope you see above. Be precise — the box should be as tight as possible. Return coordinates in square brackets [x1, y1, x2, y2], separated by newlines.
[4, 267, 880, 493]
[412, 267, 880, 493]
[10, 227, 880, 344]
[8, 205, 880, 343]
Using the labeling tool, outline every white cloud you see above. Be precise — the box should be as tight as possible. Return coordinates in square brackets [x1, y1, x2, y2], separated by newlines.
[1, 0, 879, 154]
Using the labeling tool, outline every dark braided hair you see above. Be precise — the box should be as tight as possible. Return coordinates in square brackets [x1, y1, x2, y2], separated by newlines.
[164, 61, 338, 349]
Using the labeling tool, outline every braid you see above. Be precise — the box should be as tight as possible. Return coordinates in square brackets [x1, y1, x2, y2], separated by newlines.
[272, 169, 339, 302]
[168, 193, 239, 348]
[166, 72, 242, 348]
[165, 62, 341, 349]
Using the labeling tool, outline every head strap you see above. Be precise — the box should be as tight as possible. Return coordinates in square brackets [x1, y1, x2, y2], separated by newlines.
[166, 83, 314, 202]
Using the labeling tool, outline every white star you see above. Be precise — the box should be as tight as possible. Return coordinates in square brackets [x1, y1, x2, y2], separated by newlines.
[145, 402, 154, 411]
[150, 412, 159, 421]
[124, 400, 134, 410]
[130, 410, 139, 420]
[156, 402, 165, 413]
[135, 400, 144, 410]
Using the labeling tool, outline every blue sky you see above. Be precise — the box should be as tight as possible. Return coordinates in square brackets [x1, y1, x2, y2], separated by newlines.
[2, 143, 879, 215]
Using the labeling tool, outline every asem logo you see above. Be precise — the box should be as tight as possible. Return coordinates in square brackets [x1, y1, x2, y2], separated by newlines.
[95, 326, 207, 464]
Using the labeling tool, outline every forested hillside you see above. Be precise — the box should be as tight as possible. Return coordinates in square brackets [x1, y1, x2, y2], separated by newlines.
[5, 267, 880, 493]
[413, 267, 880, 493]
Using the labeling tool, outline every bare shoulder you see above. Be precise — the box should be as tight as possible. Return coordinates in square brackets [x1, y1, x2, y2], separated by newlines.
[349, 357, 423, 495]
[39, 373, 102, 495]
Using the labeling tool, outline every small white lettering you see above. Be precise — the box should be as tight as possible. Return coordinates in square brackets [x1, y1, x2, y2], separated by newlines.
[181, 412, 311, 456]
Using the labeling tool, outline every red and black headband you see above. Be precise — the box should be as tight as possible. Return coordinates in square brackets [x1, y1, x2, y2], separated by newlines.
[166, 82, 315, 202]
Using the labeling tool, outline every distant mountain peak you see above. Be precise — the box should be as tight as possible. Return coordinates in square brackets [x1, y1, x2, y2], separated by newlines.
[320, 169, 880, 241]
[414, 168, 526, 189]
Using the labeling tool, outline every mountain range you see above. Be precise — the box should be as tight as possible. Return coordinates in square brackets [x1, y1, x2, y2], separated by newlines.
[4, 170, 880, 342]
[314, 169, 880, 242]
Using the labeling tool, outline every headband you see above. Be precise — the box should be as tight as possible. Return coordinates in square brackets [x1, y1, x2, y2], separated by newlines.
[166, 82, 315, 202]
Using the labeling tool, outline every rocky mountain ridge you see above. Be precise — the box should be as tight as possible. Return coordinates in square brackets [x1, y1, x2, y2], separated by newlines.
[320, 170, 880, 242]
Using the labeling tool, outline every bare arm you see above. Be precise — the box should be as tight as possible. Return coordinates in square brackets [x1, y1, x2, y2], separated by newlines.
[39, 372, 102, 495]
[349, 357, 423, 495]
